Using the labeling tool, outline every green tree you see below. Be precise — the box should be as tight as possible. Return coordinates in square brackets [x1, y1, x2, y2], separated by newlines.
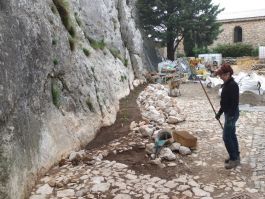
[184, 1, 223, 57]
[183, 30, 194, 57]
[137, 0, 223, 60]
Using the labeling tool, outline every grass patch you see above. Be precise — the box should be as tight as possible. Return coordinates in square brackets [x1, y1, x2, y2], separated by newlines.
[109, 47, 123, 61]
[85, 35, 106, 50]
[91, 39, 105, 50]
[52, 0, 76, 37]
[53, 0, 70, 29]
[51, 81, 61, 108]
[86, 98, 94, 112]
[112, 18, 117, 31]
[68, 26, 76, 38]
[53, 59, 59, 65]
[74, 12, 82, 26]
[68, 37, 75, 51]
[83, 48, 90, 57]
[124, 59, 128, 67]
[50, 4, 57, 14]
[52, 38, 57, 46]
[120, 75, 127, 82]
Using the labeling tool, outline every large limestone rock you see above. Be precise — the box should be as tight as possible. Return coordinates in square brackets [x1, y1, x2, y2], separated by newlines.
[0, 0, 159, 198]
[172, 130, 197, 149]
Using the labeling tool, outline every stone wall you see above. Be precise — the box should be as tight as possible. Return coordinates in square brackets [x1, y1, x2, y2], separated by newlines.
[0, 0, 158, 198]
[211, 17, 265, 48]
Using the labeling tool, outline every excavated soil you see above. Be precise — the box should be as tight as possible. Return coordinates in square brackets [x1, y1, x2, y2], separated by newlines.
[86, 83, 195, 180]
[105, 147, 193, 180]
[86, 84, 146, 150]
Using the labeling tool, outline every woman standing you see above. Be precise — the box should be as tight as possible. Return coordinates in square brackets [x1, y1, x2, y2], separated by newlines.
[215, 64, 240, 169]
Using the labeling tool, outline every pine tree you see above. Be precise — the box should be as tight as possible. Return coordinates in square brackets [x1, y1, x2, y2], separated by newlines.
[137, 0, 223, 60]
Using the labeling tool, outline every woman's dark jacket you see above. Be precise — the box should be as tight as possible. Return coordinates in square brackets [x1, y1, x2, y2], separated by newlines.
[217, 77, 239, 116]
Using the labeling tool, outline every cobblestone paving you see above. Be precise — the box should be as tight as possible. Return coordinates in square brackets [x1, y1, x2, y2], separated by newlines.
[29, 83, 265, 199]
[246, 112, 265, 192]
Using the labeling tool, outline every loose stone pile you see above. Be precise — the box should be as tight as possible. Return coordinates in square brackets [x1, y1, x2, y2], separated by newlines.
[137, 84, 186, 125]
[135, 84, 195, 163]
[133, 123, 192, 166]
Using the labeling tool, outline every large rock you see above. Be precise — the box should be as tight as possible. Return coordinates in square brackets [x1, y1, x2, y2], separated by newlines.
[0, 0, 160, 198]
[172, 130, 197, 149]
[159, 147, 176, 161]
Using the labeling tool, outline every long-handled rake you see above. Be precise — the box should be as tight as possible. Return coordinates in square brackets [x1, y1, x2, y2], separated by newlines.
[198, 78, 224, 130]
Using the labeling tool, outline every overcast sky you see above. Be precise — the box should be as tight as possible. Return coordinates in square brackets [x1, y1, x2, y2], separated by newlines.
[212, 0, 265, 19]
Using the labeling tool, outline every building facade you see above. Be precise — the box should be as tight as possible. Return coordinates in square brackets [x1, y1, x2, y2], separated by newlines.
[211, 16, 265, 48]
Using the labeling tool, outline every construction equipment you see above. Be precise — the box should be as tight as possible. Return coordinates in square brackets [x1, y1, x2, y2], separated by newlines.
[154, 130, 173, 158]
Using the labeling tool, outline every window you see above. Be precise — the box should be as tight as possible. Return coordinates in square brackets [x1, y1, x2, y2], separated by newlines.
[234, 26, 242, 43]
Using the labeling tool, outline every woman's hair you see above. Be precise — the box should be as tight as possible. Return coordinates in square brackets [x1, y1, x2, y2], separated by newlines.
[215, 63, 234, 76]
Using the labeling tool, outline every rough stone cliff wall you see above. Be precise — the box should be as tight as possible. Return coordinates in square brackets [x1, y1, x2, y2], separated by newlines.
[0, 0, 158, 198]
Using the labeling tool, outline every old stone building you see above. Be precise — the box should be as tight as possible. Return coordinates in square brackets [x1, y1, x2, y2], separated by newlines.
[211, 9, 265, 48]
[173, 9, 265, 57]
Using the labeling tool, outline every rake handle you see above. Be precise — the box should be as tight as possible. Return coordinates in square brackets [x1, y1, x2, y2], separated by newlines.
[198, 78, 224, 130]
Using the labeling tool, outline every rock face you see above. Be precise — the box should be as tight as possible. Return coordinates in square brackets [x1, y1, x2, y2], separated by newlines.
[0, 0, 159, 198]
